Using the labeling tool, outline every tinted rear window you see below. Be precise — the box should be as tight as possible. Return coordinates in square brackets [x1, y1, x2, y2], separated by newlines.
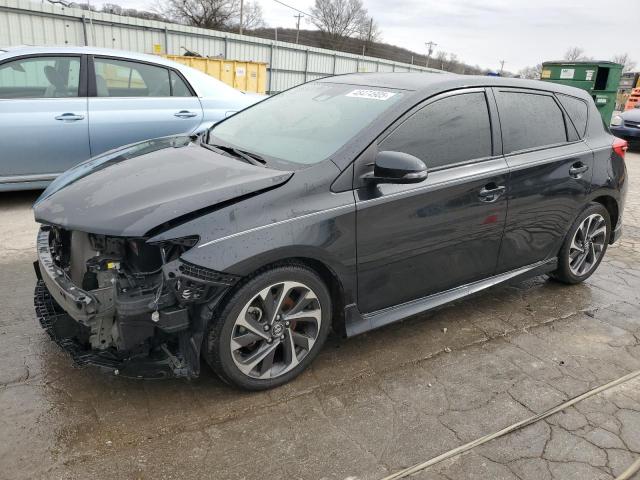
[380, 92, 492, 169]
[495, 91, 567, 154]
[557, 93, 588, 138]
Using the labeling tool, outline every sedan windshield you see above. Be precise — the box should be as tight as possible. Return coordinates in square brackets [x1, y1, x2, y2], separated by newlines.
[210, 82, 404, 165]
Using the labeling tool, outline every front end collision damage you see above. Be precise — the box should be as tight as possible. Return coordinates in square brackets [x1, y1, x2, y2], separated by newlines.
[34, 226, 241, 378]
[30, 135, 304, 378]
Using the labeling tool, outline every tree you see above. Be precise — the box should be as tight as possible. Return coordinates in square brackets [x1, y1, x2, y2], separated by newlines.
[611, 53, 637, 73]
[237, 1, 265, 30]
[448, 53, 459, 71]
[564, 46, 587, 61]
[356, 18, 381, 43]
[518, 64, 542, 80]
[356, 17, 381, 56]
[103, 3, 165, 21]
[158, 0, 238, 30]
[156, 0, 263, 32]
[46, 0, 96, 10]
[435, 50, 447, 70]
[102, 3, 123, 14]
[309, 0, 373, 49]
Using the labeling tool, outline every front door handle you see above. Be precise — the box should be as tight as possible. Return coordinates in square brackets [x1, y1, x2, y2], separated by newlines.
[55, 113, 85, 121]
[479, 183, 506, 203]
[569, 162, 589, 178]
[174, 110, 198, 118]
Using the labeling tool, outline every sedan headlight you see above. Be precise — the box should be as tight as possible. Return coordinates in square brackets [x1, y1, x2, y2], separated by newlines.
[611, 115, 623, 127]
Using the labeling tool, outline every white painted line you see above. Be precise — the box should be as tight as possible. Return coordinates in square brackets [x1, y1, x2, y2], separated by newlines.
[380, 368, 640, 480]
[616, 457, 640, 480]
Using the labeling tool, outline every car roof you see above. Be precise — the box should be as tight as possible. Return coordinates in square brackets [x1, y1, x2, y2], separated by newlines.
[318, 72, 593, 101]
[0, 45, 184, 68]
[622, 108, 640, 120]
[0, 45, 250, 99]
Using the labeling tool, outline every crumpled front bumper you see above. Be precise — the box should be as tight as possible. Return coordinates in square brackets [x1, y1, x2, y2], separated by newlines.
[34, 227, 187, 379]
[34, 226, 239, 379]
[34, 278, 179, 378]
[36, 228, 113, 325]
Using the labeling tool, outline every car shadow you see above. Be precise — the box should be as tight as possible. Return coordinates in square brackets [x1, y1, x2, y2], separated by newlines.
[0, 189, 42, 209]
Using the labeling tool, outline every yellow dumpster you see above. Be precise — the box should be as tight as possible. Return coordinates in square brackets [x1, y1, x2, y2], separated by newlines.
[163, 55, 267, 94]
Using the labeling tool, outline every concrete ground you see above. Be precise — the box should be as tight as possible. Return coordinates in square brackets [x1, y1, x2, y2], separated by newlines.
[1, 153, 640, 480]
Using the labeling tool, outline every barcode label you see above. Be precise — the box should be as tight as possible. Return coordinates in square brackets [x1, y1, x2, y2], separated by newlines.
[346, 89, 397, 101]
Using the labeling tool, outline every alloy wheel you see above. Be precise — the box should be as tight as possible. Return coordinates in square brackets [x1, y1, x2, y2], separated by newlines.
[230, 281, 322, 379]
[568, 213, 607, 277]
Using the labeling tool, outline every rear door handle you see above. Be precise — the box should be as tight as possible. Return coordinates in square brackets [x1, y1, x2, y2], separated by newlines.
[569, 162, 589, 178]
[55, 113, 85, 121]
[174, 110, 198, 118]
[479, 183, 506, 203]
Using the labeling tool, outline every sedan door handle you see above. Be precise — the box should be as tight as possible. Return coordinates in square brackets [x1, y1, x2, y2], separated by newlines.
[569, 162, 589, 178]
[479, 184, 506, 203]
[174, 110, 198, 118]
[55, 113, 85, 121]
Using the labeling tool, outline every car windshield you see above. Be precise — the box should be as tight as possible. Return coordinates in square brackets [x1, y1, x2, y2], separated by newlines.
[210, 82, 404, 165]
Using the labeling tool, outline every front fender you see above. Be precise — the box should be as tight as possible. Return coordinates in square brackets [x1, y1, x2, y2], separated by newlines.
[179, 202, 357, 305]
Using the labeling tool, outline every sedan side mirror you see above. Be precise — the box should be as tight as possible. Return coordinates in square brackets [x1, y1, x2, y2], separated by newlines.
[362, 151, 428, 184]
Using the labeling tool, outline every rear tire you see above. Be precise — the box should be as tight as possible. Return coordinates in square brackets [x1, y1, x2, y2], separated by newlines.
[550, 203, 611, 284]
[202, 264, 331, 390]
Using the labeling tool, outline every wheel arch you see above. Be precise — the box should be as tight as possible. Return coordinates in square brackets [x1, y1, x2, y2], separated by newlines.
[269, 257, 347, 337]
[591, 194, 619, 232]
[209, 252, 350, 337]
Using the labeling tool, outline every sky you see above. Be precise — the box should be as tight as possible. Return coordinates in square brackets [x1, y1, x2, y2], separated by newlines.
[106, 0, 632, 72]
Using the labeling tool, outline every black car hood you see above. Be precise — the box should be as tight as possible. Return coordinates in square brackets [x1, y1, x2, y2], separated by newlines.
[33, 136, 293, 237]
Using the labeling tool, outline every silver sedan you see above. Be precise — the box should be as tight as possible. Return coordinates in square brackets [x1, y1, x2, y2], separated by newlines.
[0, 46, 261, 191]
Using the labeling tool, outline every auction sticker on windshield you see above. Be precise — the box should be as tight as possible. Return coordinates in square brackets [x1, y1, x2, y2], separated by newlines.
[346, 89, 397, 100]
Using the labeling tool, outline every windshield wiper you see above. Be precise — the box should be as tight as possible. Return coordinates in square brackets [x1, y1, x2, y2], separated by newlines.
[230, 147, 267, 167]
[203, 143, 267, 167]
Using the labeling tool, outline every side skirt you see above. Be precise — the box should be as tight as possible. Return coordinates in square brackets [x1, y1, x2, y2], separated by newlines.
[344, 258, 558, 337]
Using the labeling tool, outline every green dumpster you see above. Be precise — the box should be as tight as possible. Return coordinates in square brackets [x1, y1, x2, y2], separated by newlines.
[540, 61, 623, 125]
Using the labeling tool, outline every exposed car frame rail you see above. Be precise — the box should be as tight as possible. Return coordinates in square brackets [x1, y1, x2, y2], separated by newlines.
[34, 279, 182, 378]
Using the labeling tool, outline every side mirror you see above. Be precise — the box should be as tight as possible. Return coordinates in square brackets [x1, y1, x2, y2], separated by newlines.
[362, 151, 428, 184]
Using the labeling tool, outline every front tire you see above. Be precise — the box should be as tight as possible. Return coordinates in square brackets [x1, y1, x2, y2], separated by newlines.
[202, 264, 332, 390]
[551, 203, 611, 284]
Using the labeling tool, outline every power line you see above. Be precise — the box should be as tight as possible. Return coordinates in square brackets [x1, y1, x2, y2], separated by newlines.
[270, 0, 320, 23]
[425, 41, 437, 67]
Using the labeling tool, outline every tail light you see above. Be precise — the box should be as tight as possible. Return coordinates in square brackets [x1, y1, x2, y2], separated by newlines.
[612, 137, 628, 159]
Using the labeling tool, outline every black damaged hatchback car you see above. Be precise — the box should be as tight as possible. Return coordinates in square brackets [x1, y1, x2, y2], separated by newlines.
[33, 73, 628, 390]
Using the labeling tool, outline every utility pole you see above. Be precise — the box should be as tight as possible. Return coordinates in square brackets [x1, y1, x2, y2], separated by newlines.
[239, 0, 244, 35]
[425, 41, 437, 68]
[293, 13, 302, 44]
[499, 59, 505, 75]
[362, 17, 373, 56]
